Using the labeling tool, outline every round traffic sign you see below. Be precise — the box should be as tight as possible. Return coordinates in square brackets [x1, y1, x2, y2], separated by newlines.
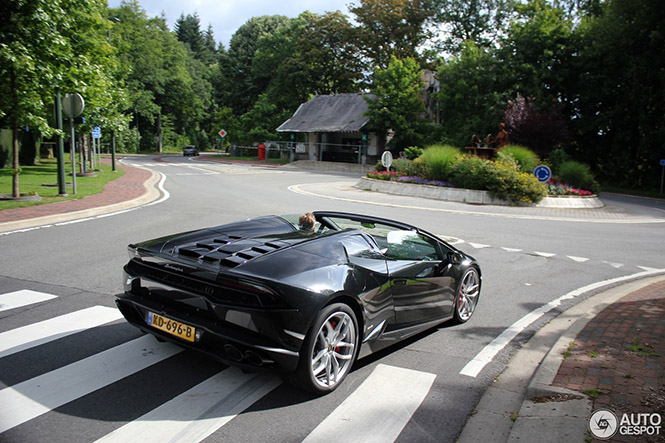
[533, 165, 552, 182]
[62, 93, 85, 118]
[381, 151, 393, 169]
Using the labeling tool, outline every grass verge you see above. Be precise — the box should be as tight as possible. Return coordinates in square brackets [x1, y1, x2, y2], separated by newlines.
[0, 157, 124, 211]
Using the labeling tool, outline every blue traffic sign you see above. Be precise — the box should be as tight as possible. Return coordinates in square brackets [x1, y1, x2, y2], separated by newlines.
[660, 159, 665, 166]
[92, 126, 101, 139]
[533, 165, 552, 183]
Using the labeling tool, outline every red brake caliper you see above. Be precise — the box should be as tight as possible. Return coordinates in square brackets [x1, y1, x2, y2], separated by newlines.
[329, 320, 340, 352]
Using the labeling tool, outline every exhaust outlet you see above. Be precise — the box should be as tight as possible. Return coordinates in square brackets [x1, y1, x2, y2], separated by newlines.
[224, 344, 243, 362]
[243, 350, 265, 366]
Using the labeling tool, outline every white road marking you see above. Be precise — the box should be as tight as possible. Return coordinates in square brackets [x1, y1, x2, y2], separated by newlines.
[302, 364, 435, 443]
[502, 247, 522, 253]
[533, 251, 556, 258]
[567, 255, 590, 262]
[437, 235, 464, 245]
[459, 268, 665, 378]
[0, 335, 182, 433]
[96, 368, 281, 443]
[0, 290, 57, 312]
[0, 306, 123, 358]
[468, 242, 490, 249]
[603, 261, 624, 269]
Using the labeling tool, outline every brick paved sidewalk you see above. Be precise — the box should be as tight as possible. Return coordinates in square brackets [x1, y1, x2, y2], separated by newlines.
[552, 280, 665, 442]
[0, 160, 151, 224]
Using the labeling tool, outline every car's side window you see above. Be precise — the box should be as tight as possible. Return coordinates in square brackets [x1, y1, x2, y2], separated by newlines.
[385, 231, 441, 261]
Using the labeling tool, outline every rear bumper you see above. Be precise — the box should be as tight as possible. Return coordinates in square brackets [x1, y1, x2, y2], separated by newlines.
[116, 294, 301, 373]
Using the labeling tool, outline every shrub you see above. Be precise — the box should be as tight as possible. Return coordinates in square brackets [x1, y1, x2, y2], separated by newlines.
[497, 145, 539, 173]
[557, 160, 597, 192]
[419, 144, 461, 181]
[449, 155, 495, 190]
[487, 157, 547, 204]
[546, 148, 569, 175]
[402, 146, 423, 160]
[391, 157, 419, 176]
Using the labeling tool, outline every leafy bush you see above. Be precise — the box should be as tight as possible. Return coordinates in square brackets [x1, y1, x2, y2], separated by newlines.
[557, 160, 597, 192]
[391, 157, 419, 176]
[402, 146, 424, 160]
[449, 155, 495, 190]
[487, 157, 547, 204]
[497, 145, 539, 173]
[419, 144, 461, 181]
[546, 148, 569, 175]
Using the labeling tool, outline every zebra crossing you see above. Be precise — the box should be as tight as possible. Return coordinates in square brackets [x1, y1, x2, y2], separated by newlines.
[0, 290, 436, 442]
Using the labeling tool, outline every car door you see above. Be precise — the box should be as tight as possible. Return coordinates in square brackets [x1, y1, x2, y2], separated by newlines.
[339, 234, 394, 341]
[385, 230, 456, 327]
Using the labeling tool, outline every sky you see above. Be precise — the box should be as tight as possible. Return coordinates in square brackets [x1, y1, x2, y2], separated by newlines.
[106, 0, 354, 48]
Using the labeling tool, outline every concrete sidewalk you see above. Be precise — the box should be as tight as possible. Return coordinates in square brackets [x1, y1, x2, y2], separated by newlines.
[458, 276, 665, 443]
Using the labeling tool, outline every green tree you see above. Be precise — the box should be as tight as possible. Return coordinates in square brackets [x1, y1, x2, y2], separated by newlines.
[350, 0, 437, 68]
[110, 1, 204, 151]
[253, 11, 366, 113]
[221, 15, 289, 115]
[497, 0, 577, 106]
[436, 42, 509, 147]
[175, 13, 205, 56]
[572, 0, 665, 188]
[433, 0, 509, 53]
[365, 56, 428, 151]
[1, 0, 125, 196]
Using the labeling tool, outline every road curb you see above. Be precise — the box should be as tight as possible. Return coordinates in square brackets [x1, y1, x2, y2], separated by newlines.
[458, 274, 665, 443]
[0, 166, 162, 233]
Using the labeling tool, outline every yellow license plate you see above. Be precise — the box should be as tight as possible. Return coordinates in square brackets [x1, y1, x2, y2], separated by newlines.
[147, 312, 196, 342]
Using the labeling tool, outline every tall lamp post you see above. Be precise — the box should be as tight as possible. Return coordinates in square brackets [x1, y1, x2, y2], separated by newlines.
[107, 16, 120, 171]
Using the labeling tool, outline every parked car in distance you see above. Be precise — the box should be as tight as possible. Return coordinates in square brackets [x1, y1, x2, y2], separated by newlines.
[116, 211, 482, 394]
[183, 145, 199, 156]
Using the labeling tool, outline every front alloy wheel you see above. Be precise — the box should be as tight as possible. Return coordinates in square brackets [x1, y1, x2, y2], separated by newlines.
[453, 267, 480, 323]
[293, 303, 359, 394]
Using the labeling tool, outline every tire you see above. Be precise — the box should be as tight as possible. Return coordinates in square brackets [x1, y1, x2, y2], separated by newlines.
[452, 267, 481, 324]
[290, 303, 359, 395]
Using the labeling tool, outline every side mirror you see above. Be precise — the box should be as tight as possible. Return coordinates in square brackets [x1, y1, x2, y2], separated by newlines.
[448, 251, 464, 265]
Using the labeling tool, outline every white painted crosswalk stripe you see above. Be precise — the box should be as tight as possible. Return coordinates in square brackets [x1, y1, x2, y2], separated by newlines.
[0, 290, 58, 312]
[302, 364, 436, 443]
[0, 335, 182, 433]
[96, 368, 281, 443]
[0, 306, 123, 358]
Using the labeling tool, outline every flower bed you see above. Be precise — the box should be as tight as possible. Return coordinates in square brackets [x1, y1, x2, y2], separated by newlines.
[357, 177, 604, 208]
[396, 176, 454, 188]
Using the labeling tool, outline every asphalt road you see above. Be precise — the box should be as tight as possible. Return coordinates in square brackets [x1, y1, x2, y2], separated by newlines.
[1, 155, 663, 442]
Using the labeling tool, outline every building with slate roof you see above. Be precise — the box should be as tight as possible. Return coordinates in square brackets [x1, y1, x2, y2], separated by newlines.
[276, 93, 383, 164]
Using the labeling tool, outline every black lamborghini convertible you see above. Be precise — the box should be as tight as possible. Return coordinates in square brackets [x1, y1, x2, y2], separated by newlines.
[116, 211, 481, 394]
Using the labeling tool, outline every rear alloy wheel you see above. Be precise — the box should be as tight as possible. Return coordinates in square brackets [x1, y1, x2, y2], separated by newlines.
[294, 303, 359, 394]
[453, 267, 480, 323]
